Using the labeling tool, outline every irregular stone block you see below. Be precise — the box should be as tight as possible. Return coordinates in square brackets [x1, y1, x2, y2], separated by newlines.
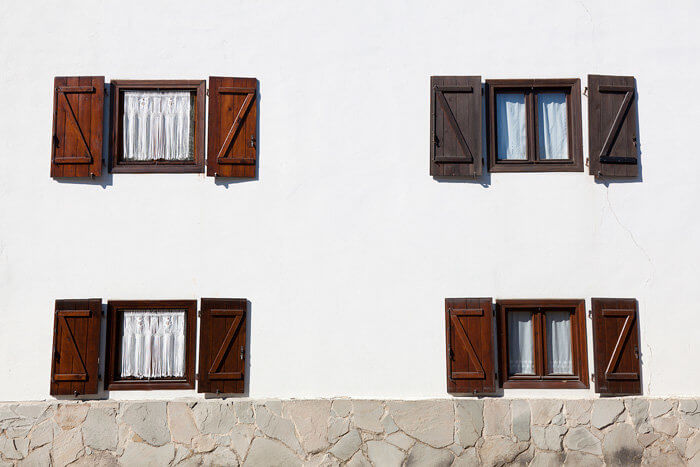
[0, 435, 23, 460]
[637, 432, 660, 447]
[565, 400, 592, 426]
[119, 441, 175, 466]
[624, 398, 649, 430]
[18, 445, 51, 467]
[167, 402, 198, 444]
[351, 400, 384, 433]
[192, 401, 237, 435]
[386, 431, 414, 451]
[254, 404, 303, 454]
[202, 446, 238, 466]
[483, 399, 510, 437]
[563, 451, 601, 466]
[29, 420, 54, 449]
[234, 401, 254, 424]
[530, 400, 563, 425]
[687, 432, 700, 460]
[284, 400, 331, 454]
[381, 414, 399, 434]
[366, 440, 405, 467]
[55, 404, 89, 430]
[680, 400, 699, 414]
[648, 399, 673, 418]
[511, 400, 531, 441]
[651, 415, 678, 436]
[591, 399, 624, 429]
[229, 424, 255, 460]
[602, 423, 642, 466]
[331, 400, 352, 418]
[192, 434, 216, 453]
[71, 451, 119, 467]
[346, 451, 371, 467]
[564, 426, 602, 456]
[52, 428, 84, 466]
[531, 425, 567, 451]
[120, 402, 170, 447]
[244, 438, 301, 466]
[455, 400, 483, 448]
[387, 400, 454, 448]
[452, 447, 479, 467]
[478, 437, 528, 467]
[530, 451, 564, 467]
[327, 417, 350, 444]
[83, 405, 118, 451]
[405, 442, 453, 467]
[329, 430, 361, 461]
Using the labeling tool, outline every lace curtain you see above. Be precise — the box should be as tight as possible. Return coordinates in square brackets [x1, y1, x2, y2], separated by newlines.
[120, 310, 186, 378]
[123, 91, 193, 161]
[537, 92, 569, 159]
[496, 93, 527, 160]
[546, 311, 573, 374]
[508, 311, 535, 374]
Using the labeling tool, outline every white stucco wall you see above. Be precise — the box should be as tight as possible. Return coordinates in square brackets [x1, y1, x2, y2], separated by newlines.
[0, 0, 698, 401]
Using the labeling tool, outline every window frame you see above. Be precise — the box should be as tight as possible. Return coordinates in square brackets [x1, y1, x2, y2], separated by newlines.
[486, 79, 583, 173]
[110, 80, 206, 173]
[105, 299, 197, 390]
[496, 299, 589, 389]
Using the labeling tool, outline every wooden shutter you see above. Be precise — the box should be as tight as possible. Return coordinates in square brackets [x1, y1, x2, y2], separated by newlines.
[591, 298, 642, 395]
[51, 76, 104, 177]
[198, 298, 247, 393]
[50, 299, 102, 396]
[207, 77, 258, 178]
[430, 76, 482, 178]
[588, 75, 638, 178]
[445, 297, 495, 394]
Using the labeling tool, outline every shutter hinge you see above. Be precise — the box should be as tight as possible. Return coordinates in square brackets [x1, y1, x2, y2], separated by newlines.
[198, 309, 201, 318]
[583, 86, 588, 97]
[591, 373, 595, 382]
[588, 310, 592, 319]
[240, 346, 245, 360]
[206, 88, 209, 97]
[195, 373, 199, 380]
[449, 349, 454, 360]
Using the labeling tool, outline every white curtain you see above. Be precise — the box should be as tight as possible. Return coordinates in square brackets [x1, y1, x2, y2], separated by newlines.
[508, 312, 535, 374]
[496, 93, 527, 160]
[120, 310, 186, 378]
[546, 312, 573, 374]
[537, 92, 569, 159]
[123, 91, 193, 161]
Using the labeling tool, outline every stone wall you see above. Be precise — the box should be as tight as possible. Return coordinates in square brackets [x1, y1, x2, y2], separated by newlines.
[0, 398, 699, 466]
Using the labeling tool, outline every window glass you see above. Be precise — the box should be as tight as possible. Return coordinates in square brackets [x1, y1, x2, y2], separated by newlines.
[546, 311, 573, 374]
[123, 91, 195, 161]
[537, 92, 569, 160]
[507, 311, 535, 374]
[496, 93, 527, 160]
[120, 310, 186, 378]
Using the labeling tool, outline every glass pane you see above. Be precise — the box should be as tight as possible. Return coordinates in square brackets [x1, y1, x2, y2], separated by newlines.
[507, 311, 535, 375]
[123, 91, 195, 161]
[496, 93, 527, 160]
[120, 310, 186, 378]
[537, 92, 569, 160]
[546, 311, 573, 374]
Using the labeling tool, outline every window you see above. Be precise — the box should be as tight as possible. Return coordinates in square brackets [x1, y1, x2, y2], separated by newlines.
[496, 299, 588, 389]
[105, 300, 197, 390]
[110, 80, 205, 173]
[486, 79, 583, 172]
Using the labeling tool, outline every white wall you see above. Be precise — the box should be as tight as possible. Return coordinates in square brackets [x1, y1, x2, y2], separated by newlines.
[0, 0, 699, 401]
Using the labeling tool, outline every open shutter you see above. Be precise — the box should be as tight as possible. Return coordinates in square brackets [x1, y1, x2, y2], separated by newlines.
[198, 298, 247, 393]
[51, 76, 104, 177]
[50, 299, 102, 396]
[588, 75, 638, 178]
[207, 77, 258, 178]
[591, 298, 642, 395]
[430, 76, 482, 178]
[445, 297, 495, 394]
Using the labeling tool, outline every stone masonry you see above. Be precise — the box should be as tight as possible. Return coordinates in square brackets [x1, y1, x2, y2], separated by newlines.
[0, 398, 699, 466]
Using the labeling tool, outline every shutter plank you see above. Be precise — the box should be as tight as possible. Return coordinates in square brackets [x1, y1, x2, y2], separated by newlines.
[445, 297, 495, 394]
[430, 76, 482, 178]
[51, 76, 104, 177]
[50, 299, 102, 396]
[207, 77, 258, 178]
[198, 298, 247, 393]
[588, 75, 638, 179]
[592, 298, 642, 395]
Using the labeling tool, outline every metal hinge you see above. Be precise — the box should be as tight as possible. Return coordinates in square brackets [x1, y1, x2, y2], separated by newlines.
[206, 88, 209, 97]
[195, 373, 199, 380]
[198, 309, 201, 317]
[591, 374, 595, 382]
[588, 310, 592, 319]
[240, 346, 245, 360]
[583, 86, 588, 97]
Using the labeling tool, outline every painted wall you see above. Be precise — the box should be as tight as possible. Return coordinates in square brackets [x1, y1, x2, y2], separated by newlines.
[0, 0, 698, 401]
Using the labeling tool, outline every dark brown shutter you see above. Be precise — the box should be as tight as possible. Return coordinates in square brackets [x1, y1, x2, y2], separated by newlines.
[50, 299, 102, 396]
[588, 75, 638, 178]
[51, 76, 104, 177]
[445, 297, 495, 394]
[591, 298, 642, 395]
[198, 298, 247, 393]
[207, 77, 258, 178]
[430, 76, 482, 178]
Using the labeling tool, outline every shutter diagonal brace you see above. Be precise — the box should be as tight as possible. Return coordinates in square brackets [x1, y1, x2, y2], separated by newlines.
[208, 312, 244, 380]
[216, 88, 256, 164]
[602, 309, 639, 380]
[450, 310, 485, 379]
[598, 85, 636, 164]
[54, 310, 90, 381]
[434, 86, 474, 163]
[54, 89, 94, 164]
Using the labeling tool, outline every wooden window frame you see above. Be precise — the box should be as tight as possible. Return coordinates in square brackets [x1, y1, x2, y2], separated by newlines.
[110, 80, 205, 173]
[105, 299, 197, 390]
[496, 299, 589, 389]
[486, 79, 583, 173]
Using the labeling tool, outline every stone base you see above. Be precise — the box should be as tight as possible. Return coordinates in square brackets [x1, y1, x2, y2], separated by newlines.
[0, 398, 699, 465]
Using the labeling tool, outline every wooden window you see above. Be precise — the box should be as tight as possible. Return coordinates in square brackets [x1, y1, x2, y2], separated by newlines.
[430, 76, 483, 178]
[445, 298, 496, 395]
[198, 298, 248, 394]
[50, 299, 102, 396]
[110, 80, 205, 173]
[207, 77, 258, 178]
[591, 298, 642, 395]
[588, 75, 639, 179]
[105, 300, 196, 390]
[51, 76, 104, 178]
[496, 299, 588, 389]
[487, 79, 583, 172]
